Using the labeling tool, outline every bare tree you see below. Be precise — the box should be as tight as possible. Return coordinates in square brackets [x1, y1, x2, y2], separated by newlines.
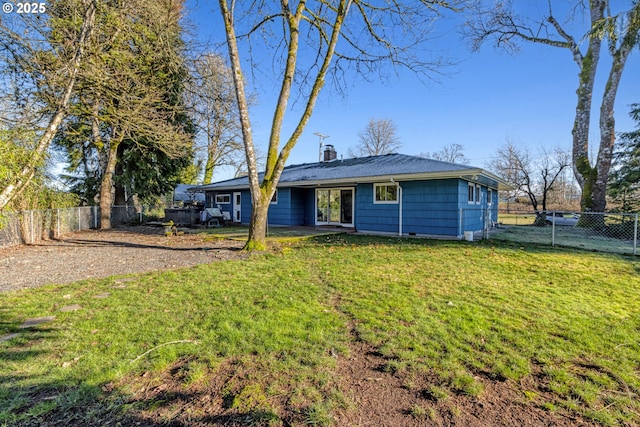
[537, 147, 572, 213]
[489, 141, 534, 210]
[489, 141, 571, 216]
[420, 143, 468, 163]
[217, 0, 460, 250]
[349, 118, 401, 157]
[0, 1, 97, 210]
[186, 53, 245, 184]
[466, 1, 640, 214]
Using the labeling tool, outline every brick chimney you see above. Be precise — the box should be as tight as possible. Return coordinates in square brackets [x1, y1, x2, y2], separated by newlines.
[323, 144, 337, 162]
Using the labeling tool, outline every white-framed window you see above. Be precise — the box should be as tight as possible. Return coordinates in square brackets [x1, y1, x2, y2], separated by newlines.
[468, 183, 475, 203]
[487, 189, 493, 205]
[215, 193, 231, 204]
[271, 189, 278, 204]
[374, 183, 398, 204]
[468, 183, 482, 204]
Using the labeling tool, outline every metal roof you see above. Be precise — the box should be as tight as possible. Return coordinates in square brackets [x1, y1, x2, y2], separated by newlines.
[173, 184, 205, 202]
[191, 153, 512, 191]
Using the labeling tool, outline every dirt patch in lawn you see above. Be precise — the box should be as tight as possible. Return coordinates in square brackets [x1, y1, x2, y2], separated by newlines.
[0, 225, 246, 292]
[70, 341, 597, 427]
[329, 324, 596, 427]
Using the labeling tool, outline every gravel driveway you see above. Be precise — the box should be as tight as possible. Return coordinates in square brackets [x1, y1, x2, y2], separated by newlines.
[0, 226, 246, 292]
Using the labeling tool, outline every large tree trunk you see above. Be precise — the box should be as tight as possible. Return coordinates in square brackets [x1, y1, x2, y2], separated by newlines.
[99, 142, 119, 229]
[203, 157, 215, 185]
[219, 0, 264, 249]
[591, 33, 635, 213]
[571, 2, 604, 212]
[113, 183, 127, 206]
[202, 126, 218, 184]
[245, 196, 269, 251]
[113, 143, 127, 206]
[574, 1, 639, 213]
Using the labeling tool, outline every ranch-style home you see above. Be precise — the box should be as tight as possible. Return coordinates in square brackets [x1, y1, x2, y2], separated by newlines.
[190, 151, 510, 238]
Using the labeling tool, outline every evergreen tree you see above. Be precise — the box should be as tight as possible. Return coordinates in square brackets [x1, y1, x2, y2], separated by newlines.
[52, 0, 194, 225]
[609, 105, 640, 212]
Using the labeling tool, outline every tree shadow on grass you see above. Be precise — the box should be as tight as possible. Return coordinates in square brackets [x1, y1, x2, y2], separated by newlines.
[41, 238, 244, 252]
[1, 344, 298, 427]
[7, 388, 294, 427]
[0, 311, 57, 364]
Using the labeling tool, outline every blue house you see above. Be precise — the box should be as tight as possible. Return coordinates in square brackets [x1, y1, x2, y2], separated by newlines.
[191, 153, 510, 238]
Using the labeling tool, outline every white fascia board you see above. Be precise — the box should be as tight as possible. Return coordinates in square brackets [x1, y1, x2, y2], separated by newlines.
[279, 170, 488, 187]
[195, 184, 249, 192]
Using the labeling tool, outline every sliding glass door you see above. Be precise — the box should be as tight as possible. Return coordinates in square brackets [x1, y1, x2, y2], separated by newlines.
[316, 188, 354, 226]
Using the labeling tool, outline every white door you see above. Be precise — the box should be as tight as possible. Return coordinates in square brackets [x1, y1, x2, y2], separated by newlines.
[233, 192, 242, 223]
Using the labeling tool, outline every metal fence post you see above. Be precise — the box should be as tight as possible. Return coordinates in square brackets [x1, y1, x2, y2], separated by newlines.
[634, 213, 638, 256]
[30, 210, 34, 244]
[483, 208, 489, 240]
[551, 211, 556, 246]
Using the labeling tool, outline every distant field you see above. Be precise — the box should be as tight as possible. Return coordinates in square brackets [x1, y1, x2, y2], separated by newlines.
[498, 212, 537, 226]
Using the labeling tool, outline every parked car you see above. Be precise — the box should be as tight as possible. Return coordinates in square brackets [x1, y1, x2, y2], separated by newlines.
[545, 212, 580, 226]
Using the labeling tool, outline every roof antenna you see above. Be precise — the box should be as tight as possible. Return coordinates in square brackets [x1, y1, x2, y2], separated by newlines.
[314, 132, 329, 162]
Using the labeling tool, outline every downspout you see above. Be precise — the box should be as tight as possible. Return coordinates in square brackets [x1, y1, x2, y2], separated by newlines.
[391, 178, 402, 236]
[398, 184, 403, 236]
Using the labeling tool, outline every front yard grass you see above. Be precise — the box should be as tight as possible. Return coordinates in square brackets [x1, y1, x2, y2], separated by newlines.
[1, 235, 639, 425]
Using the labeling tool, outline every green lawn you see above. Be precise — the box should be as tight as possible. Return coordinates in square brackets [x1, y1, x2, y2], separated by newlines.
[1, 235, 639, 425]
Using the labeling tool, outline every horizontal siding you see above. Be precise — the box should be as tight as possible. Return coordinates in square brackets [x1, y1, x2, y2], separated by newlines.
[355, 183, 399, 233]
[290, 188, 307, 226]
[401, 180, 460, 236]
[303, 190, 316, 226]
[240, 191, 251, 224]
[268, 188, 291, 225]
[356, 179, 492, 237]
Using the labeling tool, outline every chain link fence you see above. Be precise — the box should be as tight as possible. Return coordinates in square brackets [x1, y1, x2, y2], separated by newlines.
[492, 211, 639, 256]
[0, 205, 165, 248]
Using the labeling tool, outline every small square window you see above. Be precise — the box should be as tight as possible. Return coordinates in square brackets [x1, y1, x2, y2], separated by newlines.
[374, 183, 398, 204]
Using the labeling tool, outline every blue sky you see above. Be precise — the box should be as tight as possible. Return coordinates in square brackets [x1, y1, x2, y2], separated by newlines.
[185, 1, 640, 181]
